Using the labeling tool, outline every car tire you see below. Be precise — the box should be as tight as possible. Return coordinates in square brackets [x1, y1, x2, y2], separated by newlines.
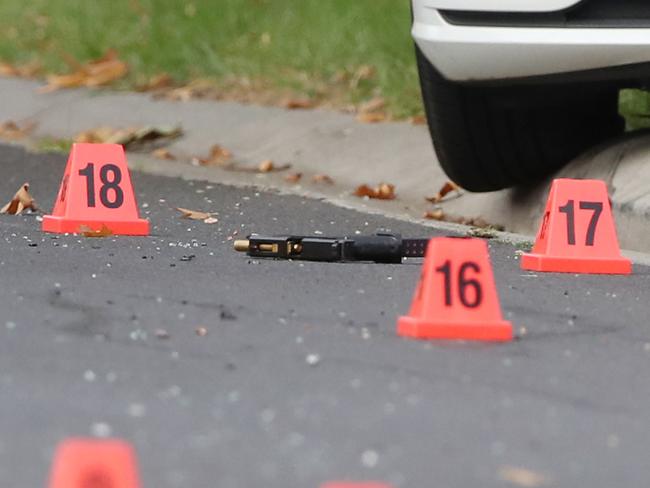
[415, 45, 625, 191]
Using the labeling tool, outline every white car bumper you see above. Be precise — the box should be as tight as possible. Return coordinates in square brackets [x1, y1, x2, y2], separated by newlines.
[413, 2, 650, 82]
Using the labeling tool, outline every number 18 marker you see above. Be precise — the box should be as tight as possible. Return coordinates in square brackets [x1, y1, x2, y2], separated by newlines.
[42, 143, 149, 236]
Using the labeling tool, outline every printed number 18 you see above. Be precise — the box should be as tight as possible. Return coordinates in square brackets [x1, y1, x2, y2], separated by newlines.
[78, 163, 124, 209]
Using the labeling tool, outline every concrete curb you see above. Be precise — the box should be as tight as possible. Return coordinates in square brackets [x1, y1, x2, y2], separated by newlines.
[1, 77, 650, 255]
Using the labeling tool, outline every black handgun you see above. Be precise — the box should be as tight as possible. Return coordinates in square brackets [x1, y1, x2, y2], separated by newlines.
[234, 232, 429, 263]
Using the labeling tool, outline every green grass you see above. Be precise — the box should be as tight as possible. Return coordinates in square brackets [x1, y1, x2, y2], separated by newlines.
[620, 89, 650, 130]
[0, 0, 422, 117]
[3, 1, 650, 124]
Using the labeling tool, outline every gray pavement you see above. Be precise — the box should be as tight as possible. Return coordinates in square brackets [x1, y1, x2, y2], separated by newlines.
[2, 145, 650, 487]
[2, 78, 650, 253]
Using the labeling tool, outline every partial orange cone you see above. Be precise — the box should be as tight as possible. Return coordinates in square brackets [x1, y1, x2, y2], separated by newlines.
[397, 237, 512, 342]
[42, 143, 149, 235]
[521, 178, 631, 274]
[48, 438, 141, 488]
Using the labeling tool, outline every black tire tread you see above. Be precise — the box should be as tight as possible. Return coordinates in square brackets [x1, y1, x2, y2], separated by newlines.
[415, 45, 624, 191]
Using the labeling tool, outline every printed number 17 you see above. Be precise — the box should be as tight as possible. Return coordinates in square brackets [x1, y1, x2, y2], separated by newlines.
[558, 200, 603, 246]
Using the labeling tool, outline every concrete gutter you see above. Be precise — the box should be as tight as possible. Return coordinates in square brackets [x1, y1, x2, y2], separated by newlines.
[1, 77, 649, 256]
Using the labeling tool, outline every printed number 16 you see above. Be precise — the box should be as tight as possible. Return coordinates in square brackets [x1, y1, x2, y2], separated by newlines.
[558, 200, 603, 246]
[78, 163, 124, 209]
[435, 260, 483, 309]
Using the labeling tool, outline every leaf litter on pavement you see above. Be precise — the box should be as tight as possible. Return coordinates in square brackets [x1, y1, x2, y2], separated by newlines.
[426, 181, 462, 203]
[356, 96, 388, 124]
[353, 182, 396, 200]
[176, 207, 218, 224]
[192, 144, 233, 166]
[0, 183, 37, 215]
[79, 225, 114, 238]
[0, 120, 36, 140]
[39, 49, 128, 92]
[75, 125, 183, 151]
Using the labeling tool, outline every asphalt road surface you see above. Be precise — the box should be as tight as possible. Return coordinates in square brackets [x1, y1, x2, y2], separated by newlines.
[1, 144, 650, 487]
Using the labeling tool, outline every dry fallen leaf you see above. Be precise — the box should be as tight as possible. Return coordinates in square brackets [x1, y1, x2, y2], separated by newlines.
[78, 224, 114, 238]
[194, 144, 233, 166]
[258, 159, 275, 172]
[0, 120, 36, 140]
[350, 64, 375, 88]
[40, 49, 128, 92]
[353, 183, 396, 200]
[0, 60, 42, 78]
[284, 172, 302, 183]
[152, 148, 175, 160]
[498, 466, 549, 487]
[75, 125, 182, 149]
[136, 73, 174, 92]
[225, 161, 291, 173]
[311, 174, 334, 185]
[0, 183, 37, 214]
[176, 207, 213, 221]
[358, 97, 385, 114]
[356, 112, 387, 124]
[161, 78, 219, 102]
[426, 181, 462, 204]
[424, 209, 445, 221]
[283, 97, 313, 110]
[410, 114, 427, 125]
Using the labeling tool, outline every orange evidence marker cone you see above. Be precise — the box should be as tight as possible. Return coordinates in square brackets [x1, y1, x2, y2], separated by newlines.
[42, 143, 149, 235]
[397, 237, 513, 342]
[521, 178, 631, 275]
[48, 438, 141, 488]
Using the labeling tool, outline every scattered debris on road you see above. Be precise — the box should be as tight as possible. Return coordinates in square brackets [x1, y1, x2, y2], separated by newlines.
[305, 353, 321, 366]
[154, 329, 170, 339]
[498, 465, 550, 487]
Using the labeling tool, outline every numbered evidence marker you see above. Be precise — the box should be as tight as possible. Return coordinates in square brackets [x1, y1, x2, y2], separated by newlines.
[521, 178, 631, 274]
[48, 438, 141, 488]
[397, 237, 513, 342]
[42, 143, 149, 235]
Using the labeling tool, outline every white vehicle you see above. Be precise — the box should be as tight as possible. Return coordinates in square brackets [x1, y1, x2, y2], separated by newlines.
[412, 0, 650, 191]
